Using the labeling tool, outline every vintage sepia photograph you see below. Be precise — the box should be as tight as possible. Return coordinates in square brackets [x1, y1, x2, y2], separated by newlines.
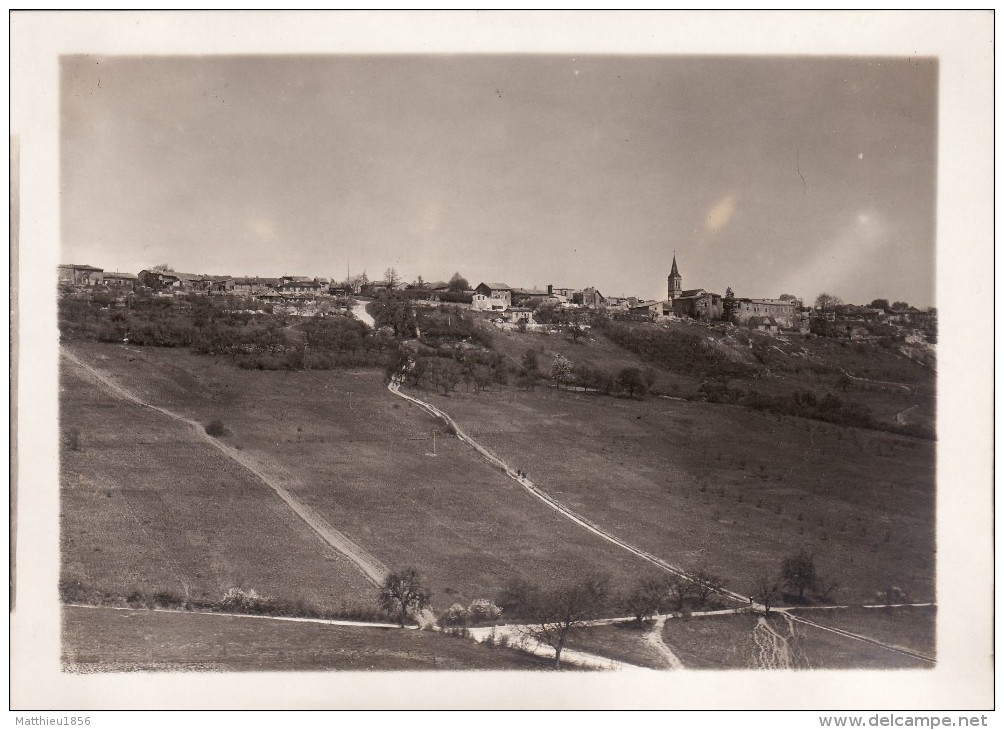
[10, 10, 994, 712]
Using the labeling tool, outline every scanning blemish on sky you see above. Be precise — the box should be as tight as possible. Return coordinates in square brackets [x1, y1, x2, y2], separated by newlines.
[705, 194, 737, 234]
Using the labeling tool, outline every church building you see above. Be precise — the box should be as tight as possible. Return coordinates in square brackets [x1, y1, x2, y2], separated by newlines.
[666, 254, 797, 328]
[667, 255, 723, 321]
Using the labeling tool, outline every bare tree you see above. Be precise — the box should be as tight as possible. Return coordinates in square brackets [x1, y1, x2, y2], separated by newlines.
[667, 573, 700, 611]
[379, 568, 431, 627]
[751, 574, 781, 616]
[691, 568, 724, 607]
[513, 574, 610, 668]
[621, 575, 672, 625]
[384, 267, 402, 289]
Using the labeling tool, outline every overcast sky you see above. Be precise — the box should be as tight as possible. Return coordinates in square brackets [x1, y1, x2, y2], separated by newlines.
[61, 55, 937, 306]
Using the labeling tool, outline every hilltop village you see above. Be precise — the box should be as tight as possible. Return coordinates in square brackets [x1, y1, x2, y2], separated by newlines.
[57, 252, 938, 672]
[58, 256, 936, 344]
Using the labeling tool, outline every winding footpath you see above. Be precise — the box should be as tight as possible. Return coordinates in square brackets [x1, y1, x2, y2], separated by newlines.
[62, 347, 390, 587]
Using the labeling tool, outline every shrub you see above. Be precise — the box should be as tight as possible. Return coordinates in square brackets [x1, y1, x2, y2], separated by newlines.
[467, 598, 502, 624]
[220, 587, 271, 614]
[442, 602, 469, 627]
[205, 419, 228, 437]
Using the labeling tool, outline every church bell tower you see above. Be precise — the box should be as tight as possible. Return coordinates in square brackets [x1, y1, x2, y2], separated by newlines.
[668, 254, 682, 300]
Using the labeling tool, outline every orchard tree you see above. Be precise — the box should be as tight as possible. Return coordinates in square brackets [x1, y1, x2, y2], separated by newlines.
[370, 292, 417, 337]
[379, 568, 432, 627]
[550, 355, 575, 390]
[780, 550, 817, 601]
[521, 349, 539, 375]
[617, 367, 647, 398]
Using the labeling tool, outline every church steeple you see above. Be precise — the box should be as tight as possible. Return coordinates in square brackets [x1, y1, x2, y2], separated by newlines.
[668, 253, 683, 299]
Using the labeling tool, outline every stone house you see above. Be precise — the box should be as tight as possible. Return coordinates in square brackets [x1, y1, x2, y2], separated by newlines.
[58, 264, 104, 286]
[101, 272, 137, 289]
[473, 283, 512, 311]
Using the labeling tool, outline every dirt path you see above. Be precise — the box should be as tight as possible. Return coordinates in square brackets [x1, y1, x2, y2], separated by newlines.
[784, 611, 935, 664]
[839, 367, 913, 393]
[61, 348, 390, 587]
[67, 602, 406, 629]
[351, 299, 376, 328]
[466, 625, 650, 671]
[389, 380, 937, 665]
[646, 616, 684, 669]
[388, 379, 748, 603]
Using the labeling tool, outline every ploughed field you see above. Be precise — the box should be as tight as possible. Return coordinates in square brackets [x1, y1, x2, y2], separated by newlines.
[62, 605, 555, 672]
[416, 384, 936, 606]
[61, 341, 651, 610]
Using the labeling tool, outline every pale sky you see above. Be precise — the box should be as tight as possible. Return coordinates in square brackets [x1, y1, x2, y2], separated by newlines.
[61, 55, 937, 306]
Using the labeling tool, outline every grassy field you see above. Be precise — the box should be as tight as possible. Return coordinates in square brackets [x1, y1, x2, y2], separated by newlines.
[62, 606, 555, 671]
[795, 606, 936, 658]
[660, 612, 931, 670]
[60, 359, 377, 611]
[62, 341, 653, 609]
[416, 384, 935, 606]
[564, 622, 672, 669]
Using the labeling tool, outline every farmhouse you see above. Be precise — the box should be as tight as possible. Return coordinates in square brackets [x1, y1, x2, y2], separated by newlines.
[138, 269, 178, 290]
[473, 283, 512, 311]
[58, 264, 104, 286]
[511, 287, 551, 307]
[747, 315, 780, 334]
[101, 272, 137, 289]
[572, 287, 606, 308]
